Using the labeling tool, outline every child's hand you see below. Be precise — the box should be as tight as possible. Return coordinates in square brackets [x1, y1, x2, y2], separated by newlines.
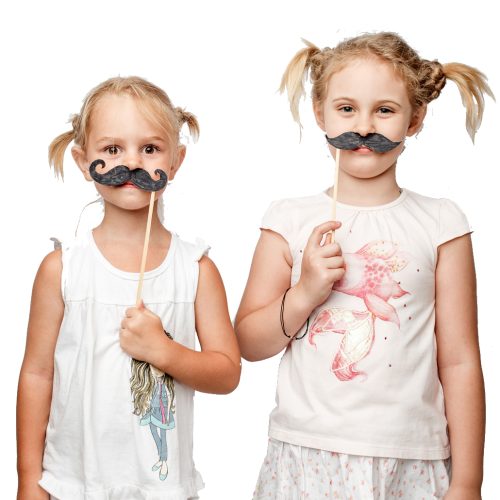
[295, 221, 345, 310]
[120, 302, 166, 362]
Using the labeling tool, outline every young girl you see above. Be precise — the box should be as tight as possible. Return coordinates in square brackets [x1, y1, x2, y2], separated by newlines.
[17, 76, 241, 500]
[236, 33, 492, 499]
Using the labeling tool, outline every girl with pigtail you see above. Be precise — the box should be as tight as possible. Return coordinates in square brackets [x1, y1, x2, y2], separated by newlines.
[236, 32, 493, 499]
[17, 76, 240, 499]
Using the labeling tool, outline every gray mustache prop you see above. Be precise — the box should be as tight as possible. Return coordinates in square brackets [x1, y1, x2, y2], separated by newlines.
[89, 159, 168, 191]
[326, 132, 402, 153]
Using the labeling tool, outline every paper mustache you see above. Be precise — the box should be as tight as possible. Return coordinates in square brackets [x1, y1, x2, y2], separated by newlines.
[89, 159, 168, 191]
[325, 132, 402, 153]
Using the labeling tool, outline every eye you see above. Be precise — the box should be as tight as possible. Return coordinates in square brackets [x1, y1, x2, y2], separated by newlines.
[339, 105, 354, 113]
[105, 145, 120, 155]
[143, 144, 160, 154]
[378, 107, 394, 114]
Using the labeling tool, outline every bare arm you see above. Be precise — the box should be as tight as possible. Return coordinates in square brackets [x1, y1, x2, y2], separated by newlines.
[17, 251, 64, 499]
[121, 256, 241, 394]
[235, 221, 344, 361]
[436, 235, 484, 499]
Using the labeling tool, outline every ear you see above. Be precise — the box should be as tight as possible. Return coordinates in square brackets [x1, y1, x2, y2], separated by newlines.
[313, 101, 326, 131]
[71, 146, 92, 181]
[406, 105, 427, 137]
[168, 145, 186, 181]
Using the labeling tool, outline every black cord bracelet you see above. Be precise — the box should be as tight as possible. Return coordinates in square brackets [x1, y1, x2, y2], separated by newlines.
[280, 287, 310, 340]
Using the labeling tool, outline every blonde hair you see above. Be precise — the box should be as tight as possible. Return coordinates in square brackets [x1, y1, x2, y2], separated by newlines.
[49, 76, 200, 178]
[280, 33, 494, 141]
[130, 359, 175, 417]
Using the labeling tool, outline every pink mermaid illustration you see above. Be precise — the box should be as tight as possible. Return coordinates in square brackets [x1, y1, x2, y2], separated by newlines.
[308, 240, 410, 381]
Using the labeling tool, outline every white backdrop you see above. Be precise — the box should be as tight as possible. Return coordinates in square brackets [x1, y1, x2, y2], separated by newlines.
[1, 1, 498, 498]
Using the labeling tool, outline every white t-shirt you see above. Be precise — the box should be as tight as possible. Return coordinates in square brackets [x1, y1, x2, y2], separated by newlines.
[261, 188, 471, 460]
[40, 230, 208, 500]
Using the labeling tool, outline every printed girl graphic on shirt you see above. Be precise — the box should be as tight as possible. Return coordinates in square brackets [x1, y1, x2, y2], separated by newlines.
[309, 240, 410, 380]
[130, 354, 176, 481]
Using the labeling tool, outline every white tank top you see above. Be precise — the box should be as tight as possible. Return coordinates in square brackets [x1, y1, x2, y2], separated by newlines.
[40, 230, 208, 500]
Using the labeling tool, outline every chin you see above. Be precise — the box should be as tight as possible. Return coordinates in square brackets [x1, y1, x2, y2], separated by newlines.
[342, 168, 389, 180]
[108, 199, 152, 211]
[342, 160, 397, 179]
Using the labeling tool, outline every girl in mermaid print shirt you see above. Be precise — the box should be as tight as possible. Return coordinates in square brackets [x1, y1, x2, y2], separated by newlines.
[236, 32, 493, 499]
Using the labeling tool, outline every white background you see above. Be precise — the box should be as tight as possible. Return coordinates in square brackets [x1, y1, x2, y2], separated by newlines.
[1, 0, 498, 498]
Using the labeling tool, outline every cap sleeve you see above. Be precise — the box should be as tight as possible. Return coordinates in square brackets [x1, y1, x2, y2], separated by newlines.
[192, 237, 210, 261]
[437, 198, 472, 247]
[260, 199, 293, 244]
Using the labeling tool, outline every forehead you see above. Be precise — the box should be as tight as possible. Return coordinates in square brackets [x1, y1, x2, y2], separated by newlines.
[88, 93, 165, 139]
[327, 57, 409, 102]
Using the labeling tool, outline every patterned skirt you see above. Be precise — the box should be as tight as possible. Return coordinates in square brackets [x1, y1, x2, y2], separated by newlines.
[253, 439, 451, 500]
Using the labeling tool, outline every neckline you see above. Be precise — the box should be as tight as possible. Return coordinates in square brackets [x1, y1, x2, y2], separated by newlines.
[321, 187, 408, 211]
[88, 230, 175, 280]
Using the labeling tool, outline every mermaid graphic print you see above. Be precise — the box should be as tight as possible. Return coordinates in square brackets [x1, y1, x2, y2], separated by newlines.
[130, 340, 176, 482]
[308, 240, 410, 381]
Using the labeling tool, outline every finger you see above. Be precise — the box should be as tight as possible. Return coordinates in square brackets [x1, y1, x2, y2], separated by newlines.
[323, 255, 345, 270]
[138, 300, 145, 310]
[317, 242, 343, 258]
[323, 231, 332, 246]
[307, 221, 342, 248]
[125, 307, 135, 318]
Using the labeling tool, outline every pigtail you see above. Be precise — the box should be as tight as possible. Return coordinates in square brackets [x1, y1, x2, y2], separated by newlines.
[443, 63, 494, 142]
[279, 39, 323, 127]
[174, 107, 200, 142]
[420, 60, 494, 142]
[48, 114, 80, 179]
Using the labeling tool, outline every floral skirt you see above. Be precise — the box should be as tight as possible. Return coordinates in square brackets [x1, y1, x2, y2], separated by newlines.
[253, 439, 451, 500]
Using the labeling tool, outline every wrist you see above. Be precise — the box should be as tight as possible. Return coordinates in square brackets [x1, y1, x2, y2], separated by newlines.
[149, 332, 178, 373]
[292, 282, 320, 313]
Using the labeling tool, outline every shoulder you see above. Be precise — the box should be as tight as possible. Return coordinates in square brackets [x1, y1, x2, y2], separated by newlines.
[403, 189, 471, 248]
[172, 234, 210, 263]
[198, 255, 221, 281]
[404, 189, 467, 215]
[32, 249, 63, 304]
[263, 192, 328, 218]
[261, 192, 328, 242]
[37, 249, 62, 281]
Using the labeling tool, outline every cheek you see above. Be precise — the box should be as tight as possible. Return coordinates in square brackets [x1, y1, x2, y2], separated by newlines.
[376, 120, 409, 141]
[323, 119, 347, 138]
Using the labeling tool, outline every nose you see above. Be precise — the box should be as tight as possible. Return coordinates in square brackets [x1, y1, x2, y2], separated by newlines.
[124, 151, 142, 170]
[353, 111, 376, 137]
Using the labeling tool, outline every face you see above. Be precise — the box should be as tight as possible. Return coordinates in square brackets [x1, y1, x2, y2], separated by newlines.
[72, 93, 185, 211]
[314, 57, 425, 180]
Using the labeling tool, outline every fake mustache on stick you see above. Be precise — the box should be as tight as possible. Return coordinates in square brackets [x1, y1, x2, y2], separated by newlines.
[326, 132, 402, 153]
[89, 159, 168, 191]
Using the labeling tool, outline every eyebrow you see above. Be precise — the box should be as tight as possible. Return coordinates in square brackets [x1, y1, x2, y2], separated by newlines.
[331, 97, 402, 108]
[95, 137, 118, 145]
[95, 136, 167, 144]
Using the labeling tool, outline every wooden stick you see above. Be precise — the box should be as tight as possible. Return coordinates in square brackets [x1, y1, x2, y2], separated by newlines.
[136, 191, 156, 306]
[331, 148, 340, 242]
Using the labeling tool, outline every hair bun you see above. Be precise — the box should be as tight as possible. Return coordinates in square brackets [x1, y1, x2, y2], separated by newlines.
[419, 60, 446, 102]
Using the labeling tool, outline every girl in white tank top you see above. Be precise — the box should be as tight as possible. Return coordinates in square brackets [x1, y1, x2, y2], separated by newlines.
[17, 76, 241, 500]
